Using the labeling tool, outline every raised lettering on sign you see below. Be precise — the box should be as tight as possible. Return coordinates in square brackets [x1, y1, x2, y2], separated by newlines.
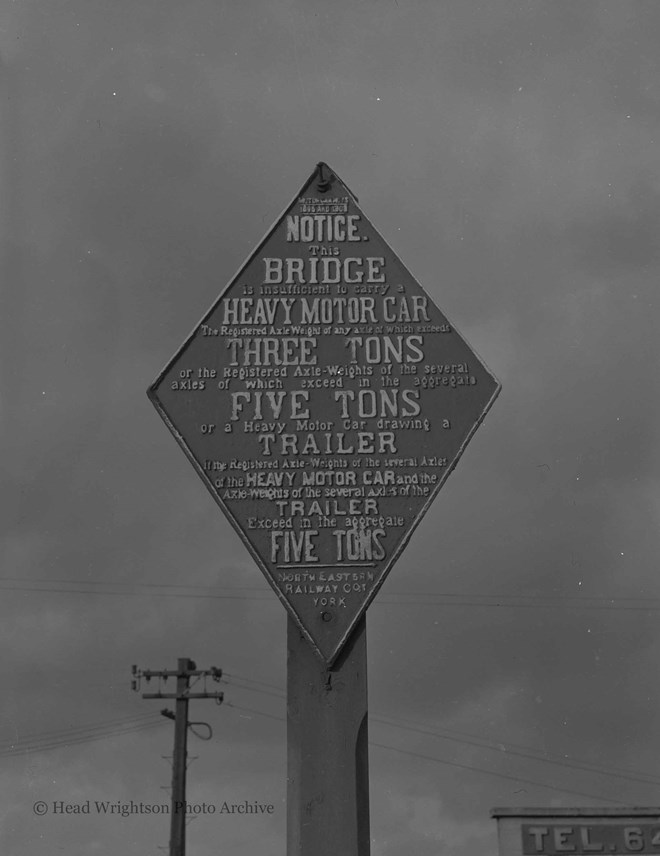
[148, 162, 499, 663]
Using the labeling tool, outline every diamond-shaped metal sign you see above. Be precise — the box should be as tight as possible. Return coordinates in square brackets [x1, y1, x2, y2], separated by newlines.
[148, 162, 500, 664]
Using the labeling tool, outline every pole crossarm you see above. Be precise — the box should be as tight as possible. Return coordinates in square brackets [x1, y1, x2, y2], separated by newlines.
[142, 692, 224, 700]
[132, 662, 222, 688]
[140, 669, 217, 679]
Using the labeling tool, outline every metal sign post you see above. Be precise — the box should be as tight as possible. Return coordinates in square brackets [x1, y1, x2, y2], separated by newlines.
[287, 616, 370, 856]
[148, 163, 500, 855]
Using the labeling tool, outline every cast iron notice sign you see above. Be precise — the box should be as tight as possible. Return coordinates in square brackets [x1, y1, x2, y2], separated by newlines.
[148, 162, 500, 663]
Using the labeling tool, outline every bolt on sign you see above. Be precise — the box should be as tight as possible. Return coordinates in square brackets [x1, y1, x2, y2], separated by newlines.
[492, 809, 660, 856]
[148, 162, 500, 664]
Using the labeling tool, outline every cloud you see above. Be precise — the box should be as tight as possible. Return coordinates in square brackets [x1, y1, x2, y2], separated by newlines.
[4, 2, 660, 854]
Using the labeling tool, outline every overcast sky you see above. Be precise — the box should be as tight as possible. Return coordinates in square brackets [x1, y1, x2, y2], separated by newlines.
[2, 2, 660, 855]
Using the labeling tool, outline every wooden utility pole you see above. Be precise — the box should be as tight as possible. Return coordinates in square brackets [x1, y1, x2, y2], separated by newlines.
[132, 659, 223, 856]
[170, 659, 191, 856]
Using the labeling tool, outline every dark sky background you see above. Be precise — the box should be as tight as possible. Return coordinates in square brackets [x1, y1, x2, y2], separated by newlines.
[2, 2, 660, 854]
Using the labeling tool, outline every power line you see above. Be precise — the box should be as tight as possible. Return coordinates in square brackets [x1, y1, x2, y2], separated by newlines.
[224, 702, 287, 724]
[222, 674, 660, 790]
[8, 675, 657, 801]
[2, 579, 660, 611]
[3, 716, 156, 746]
[3, 679, 654, 806]
[223, 672, 284, 691]
[1, 577, 657, 605]
[6, 665, 657, 793]
[0, 584, 271, 601]
[370, 741, 628, 807]
[222, 701, 626, 806]
[4, 577, 655, 603]
[2, 712, 159, 748]
[0, 577, 262, 590]
[1, 716, 165, 757]
[223, 678, 285, 701]
[373, 714, 660, 789]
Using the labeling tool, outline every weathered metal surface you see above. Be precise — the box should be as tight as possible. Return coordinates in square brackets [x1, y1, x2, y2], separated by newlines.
[493, 810, 660, 856]
[148, 162, 500, 663]
[287, 616, 369, 856]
